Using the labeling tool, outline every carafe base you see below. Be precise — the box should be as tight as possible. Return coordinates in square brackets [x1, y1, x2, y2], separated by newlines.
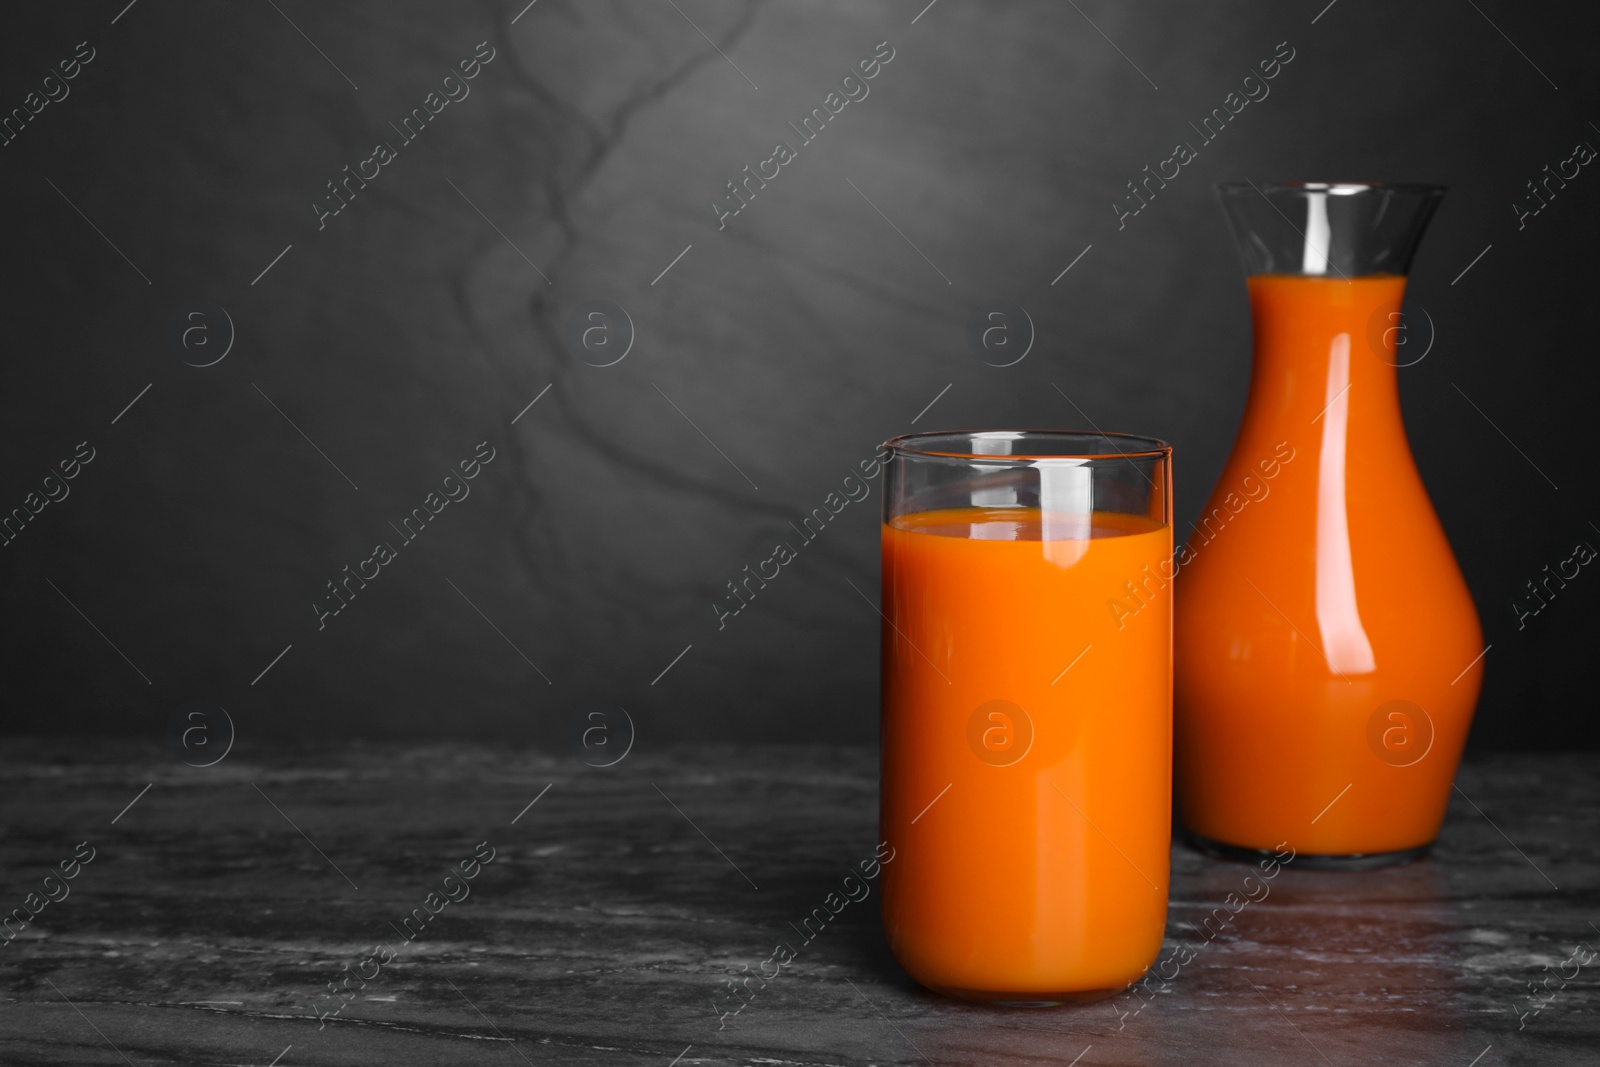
[923, 982, 1128, 1007]
[1182, 830, 1432, 871]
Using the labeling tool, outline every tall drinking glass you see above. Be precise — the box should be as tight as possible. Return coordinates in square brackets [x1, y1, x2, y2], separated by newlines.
[879, 431, 1173, 1003]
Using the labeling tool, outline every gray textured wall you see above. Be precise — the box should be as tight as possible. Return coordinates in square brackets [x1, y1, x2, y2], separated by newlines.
[1, 0, 1595, 748]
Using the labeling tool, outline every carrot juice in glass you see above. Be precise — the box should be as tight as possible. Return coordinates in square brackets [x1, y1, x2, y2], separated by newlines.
[879, 431, 1173, 1003]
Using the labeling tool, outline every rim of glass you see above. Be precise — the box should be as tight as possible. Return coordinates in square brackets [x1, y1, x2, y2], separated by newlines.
[1216, 181, 1446, 195]
[886, 430, 1171, 462]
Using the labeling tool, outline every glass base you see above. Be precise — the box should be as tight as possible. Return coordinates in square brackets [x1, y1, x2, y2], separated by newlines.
[925, 982, 1127, 1007]
[1182, 831, 1432, 871]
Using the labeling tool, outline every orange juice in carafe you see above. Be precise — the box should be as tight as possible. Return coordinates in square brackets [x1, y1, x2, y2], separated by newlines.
[1176, 182, 1483, 865]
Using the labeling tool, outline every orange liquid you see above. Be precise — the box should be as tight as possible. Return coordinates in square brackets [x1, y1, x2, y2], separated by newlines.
[880, 507, 1171, 1001]
[1175, 275, 1484, 856]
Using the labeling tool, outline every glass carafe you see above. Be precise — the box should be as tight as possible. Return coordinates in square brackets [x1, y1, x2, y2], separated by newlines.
[1175, 183, 1484, 868]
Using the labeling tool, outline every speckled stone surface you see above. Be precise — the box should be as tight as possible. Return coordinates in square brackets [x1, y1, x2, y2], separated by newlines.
[0, 741, 1595, 1065]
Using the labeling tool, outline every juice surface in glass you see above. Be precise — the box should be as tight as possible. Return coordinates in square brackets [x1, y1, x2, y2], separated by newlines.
[881, 505, 1171, 1002]
[1175, 274, 1483, 856]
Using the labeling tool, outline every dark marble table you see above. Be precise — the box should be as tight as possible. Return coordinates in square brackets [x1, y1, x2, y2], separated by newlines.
[1, 741, 1595, 1065]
